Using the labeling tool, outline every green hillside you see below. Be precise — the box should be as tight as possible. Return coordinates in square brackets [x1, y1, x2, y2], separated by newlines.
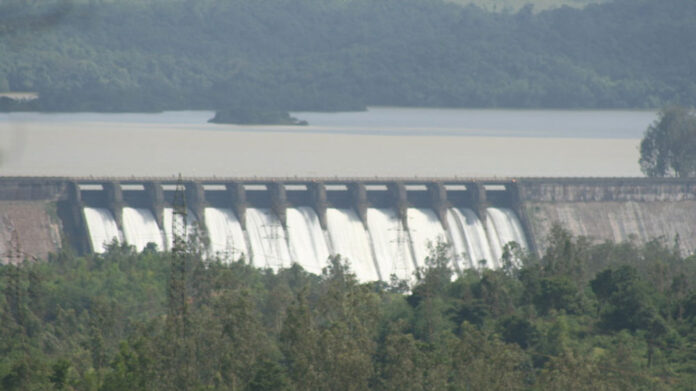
[1, 0, 694, 112]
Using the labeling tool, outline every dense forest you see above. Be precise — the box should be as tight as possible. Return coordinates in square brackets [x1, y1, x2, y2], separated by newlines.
[0, 0, 695, 112]
[3, 227, 696, 390]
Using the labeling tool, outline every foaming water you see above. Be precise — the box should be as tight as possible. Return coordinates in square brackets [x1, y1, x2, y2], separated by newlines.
[286, 207, 330, 275]
[366, 208, 416, 281]
[446, 208, 494, 270]
[82, 202, 532, 280]
[83, 207, 121, 253]
[163, 207, 198, 251]
[121, 207, 164, 251]
[407, 208, 448, 268]
[326, 208, 380, 281]
[204, 208, 248, 262]
[485, 207, 527, 267]
[245, 208, 292, 270]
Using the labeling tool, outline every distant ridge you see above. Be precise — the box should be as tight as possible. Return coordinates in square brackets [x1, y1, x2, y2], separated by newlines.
[447, 0, 606, 12]
[0, 0, 693, 112]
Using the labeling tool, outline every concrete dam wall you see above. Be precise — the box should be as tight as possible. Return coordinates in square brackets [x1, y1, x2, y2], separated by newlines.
[0, 177, 694, 280]
[517, 178, 696, 255]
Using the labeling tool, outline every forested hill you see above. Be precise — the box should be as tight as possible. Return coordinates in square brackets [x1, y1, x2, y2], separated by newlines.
[3, 232, 696, 389]
[1, 0, 695, 112]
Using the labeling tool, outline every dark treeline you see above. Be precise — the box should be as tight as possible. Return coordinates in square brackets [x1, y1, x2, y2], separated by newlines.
[3, 227, 696, 390]
[0, 0, 695, 112]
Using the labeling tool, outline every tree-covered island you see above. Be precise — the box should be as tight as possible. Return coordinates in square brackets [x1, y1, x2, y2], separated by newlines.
[209, 109, 308, 126]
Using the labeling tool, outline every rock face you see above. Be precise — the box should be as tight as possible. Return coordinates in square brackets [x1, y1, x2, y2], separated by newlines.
[517, 179, 696, 255]
[0, 201, 62, 264]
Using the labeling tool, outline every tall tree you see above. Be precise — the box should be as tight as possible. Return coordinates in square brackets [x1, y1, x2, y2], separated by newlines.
[280, 288, 321, 391]
[640, 106, 696, 177]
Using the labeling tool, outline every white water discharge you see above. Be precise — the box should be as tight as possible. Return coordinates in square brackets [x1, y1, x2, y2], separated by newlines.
[245, 208, 293, 271]
[407, 208, 448, 268]
[366, 208, 416, 281]
[485, 207, 528, 267]
[286, 206, 329, 274]
[326, 208, 380, 281]
[286, 207, 330, 275]
[82, 202, 530, 279]
[163, 208, 198, 251]
[83, 207, 122, 253]
[204, 208, 248, 262]
[121, 207, 164, 252]
[446, 208, 495, 270]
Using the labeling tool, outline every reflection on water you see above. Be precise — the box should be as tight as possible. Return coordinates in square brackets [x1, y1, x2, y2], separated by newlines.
[0, 108, 653, 177]
[293, 107, 655, 139]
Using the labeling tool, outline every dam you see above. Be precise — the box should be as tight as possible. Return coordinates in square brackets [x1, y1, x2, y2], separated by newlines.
[1, 177, 695, 281]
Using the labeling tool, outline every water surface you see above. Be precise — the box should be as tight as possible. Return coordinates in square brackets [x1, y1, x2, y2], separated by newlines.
[0, 108, 655, 178]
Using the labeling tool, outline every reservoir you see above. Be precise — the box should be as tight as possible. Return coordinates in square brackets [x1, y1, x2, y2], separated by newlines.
[0, 108, 655, 178]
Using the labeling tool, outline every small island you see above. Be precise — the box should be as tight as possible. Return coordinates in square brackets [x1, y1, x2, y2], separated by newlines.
[0, 92, 40, 112]
[209, 108, 308, 126]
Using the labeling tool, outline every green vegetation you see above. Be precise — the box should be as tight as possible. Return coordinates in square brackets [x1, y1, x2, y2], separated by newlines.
[0, 0, 695, 112]
[209, 109, 308, 126]
[0, 95, 40, 112]
[3, 228, 696, 390]
[640, 107, 696, 177]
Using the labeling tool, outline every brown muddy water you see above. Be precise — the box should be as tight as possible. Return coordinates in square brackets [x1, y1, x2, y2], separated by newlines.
[0, 108, 655, 178]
